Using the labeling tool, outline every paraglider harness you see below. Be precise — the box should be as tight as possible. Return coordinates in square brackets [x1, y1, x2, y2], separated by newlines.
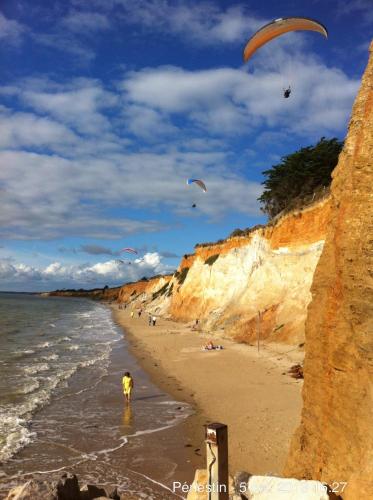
[284, 86, 291, 98]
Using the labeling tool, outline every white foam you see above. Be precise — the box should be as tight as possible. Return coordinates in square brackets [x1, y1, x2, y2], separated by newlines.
[17, 379, 40, 395]
[41, 353, 59, 361]
[24, 363, 50, 375]
[37, 341, 51, 349]
[0, 416, 36, 462]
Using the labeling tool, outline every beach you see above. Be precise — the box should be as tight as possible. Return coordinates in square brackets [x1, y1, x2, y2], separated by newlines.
[112, 306, 304, 477]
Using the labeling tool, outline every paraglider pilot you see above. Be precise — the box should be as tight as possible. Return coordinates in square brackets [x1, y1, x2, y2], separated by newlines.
[284, 86, 291, 98]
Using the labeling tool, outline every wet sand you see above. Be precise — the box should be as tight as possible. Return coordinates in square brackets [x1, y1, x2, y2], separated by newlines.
[112, 307, 304, 477]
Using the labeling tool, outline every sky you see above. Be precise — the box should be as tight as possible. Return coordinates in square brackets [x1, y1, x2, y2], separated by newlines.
[0, 0, 371, 291]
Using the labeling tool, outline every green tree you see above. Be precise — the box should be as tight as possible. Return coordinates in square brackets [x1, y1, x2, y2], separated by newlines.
[258, 137, 343, 218]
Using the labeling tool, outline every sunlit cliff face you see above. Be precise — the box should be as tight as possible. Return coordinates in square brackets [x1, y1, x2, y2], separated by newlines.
[119, 197, 331, 346]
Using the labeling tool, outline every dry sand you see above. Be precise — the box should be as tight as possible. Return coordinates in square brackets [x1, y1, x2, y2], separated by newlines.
[112, 307, 303, 477]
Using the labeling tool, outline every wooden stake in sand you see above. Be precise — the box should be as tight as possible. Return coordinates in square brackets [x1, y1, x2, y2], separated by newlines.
[205, 423, 229, 500]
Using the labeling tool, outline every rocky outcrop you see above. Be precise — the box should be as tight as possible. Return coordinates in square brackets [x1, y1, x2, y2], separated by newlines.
[4, 473, 121, 500]
[284, 42, 373, 498]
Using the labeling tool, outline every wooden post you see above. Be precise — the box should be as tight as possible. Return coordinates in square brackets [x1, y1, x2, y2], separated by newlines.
[205, 423, 229, 500]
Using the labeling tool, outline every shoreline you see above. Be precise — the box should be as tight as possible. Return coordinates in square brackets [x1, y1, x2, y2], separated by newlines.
[111, 305, 304, 477]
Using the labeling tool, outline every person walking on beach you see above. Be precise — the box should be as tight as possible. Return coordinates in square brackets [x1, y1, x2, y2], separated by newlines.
[152, 315, 157, 327]
[130, 311, 134, 319]
[122, 371, 134, 403]
[138, 309, 142, 318]
[148, 314, 152, 326]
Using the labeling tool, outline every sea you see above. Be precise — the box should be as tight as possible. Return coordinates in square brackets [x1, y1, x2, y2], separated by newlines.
[0, 293, 194, 499]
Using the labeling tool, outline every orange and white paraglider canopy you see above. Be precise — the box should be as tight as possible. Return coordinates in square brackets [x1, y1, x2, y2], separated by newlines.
[243, 17, 328, 63]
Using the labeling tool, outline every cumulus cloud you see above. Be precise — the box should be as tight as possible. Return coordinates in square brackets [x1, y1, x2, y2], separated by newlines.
[0, 147, 261, 239]
[0, 253, 174, 290]
[18, 78, 118, 135]
[0, 38, 359, 242]
[122, 60, 359, 136]
[0, 107, 78, 149]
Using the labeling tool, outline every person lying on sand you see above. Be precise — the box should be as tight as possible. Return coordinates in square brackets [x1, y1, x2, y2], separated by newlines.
[202, 341, 223, 351]
[122, 371, 134, 403]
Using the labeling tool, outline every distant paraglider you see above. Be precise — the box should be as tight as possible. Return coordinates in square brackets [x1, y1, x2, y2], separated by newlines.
[243, 17, 327, 97]
[187, 179, 207, 192]
[120, 247, 138, 255]
[187, 179, 207, 209]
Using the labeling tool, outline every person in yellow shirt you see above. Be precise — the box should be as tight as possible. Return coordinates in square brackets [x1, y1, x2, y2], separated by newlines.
[122, 371, 134, 403]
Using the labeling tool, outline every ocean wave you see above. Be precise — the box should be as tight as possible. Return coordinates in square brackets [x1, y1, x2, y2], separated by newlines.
[36, 341, 51, 349]
[41, 354, 59, 361]
[17, 379, 40, 395]
[0, 302, 117, 463]
[0, 415, 36, 463]
[24, 363, 50, 375]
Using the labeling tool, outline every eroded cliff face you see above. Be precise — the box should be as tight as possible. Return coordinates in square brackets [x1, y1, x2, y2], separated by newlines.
[119, 197, 331, 346]
[284, 43, 373, 498]
[117, 275, 173, 310]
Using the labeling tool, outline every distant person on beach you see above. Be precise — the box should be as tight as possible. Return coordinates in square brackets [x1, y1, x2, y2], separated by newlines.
[148, 314, 152, 326]
[205, 340, 214, 350]
[152, 316, 156, 326]
[202, 341, 223, 351]
[138, 310, 142, 318]
[122, 372, 134, 403]
[130, 311, 134, 319]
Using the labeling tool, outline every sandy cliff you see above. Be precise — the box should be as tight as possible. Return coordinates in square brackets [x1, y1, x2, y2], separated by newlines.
[284, 42, 373, 498]
[118, 197, 331, 346]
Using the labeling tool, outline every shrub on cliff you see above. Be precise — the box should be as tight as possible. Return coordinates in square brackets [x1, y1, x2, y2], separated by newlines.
[259, 137, 343, 218]
[152, 282, 169, 300]
[177, 267, 189, 285]
[205, 254, 219, 266]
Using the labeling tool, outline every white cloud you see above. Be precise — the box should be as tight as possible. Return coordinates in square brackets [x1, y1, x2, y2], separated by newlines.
[124, 104, 178, 140]
[114, 0, 263, 45]
[0, 12, 25, 45]
[0, 108, 78, 149]
[61, 11, 110, 33]
[0, 44, 360, 242]
[0, 253, 174, 289]
[32, 32, 96, 62]
[122, 59, 359, 136]
[18, 79, 118, 135]
[0, 145, 261, 240]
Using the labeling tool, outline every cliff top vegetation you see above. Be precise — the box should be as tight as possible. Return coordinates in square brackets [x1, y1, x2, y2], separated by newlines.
[259, 137, 343, 219]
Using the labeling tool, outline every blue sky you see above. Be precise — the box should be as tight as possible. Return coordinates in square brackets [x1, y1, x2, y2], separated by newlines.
[0, 0, 370, 291]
